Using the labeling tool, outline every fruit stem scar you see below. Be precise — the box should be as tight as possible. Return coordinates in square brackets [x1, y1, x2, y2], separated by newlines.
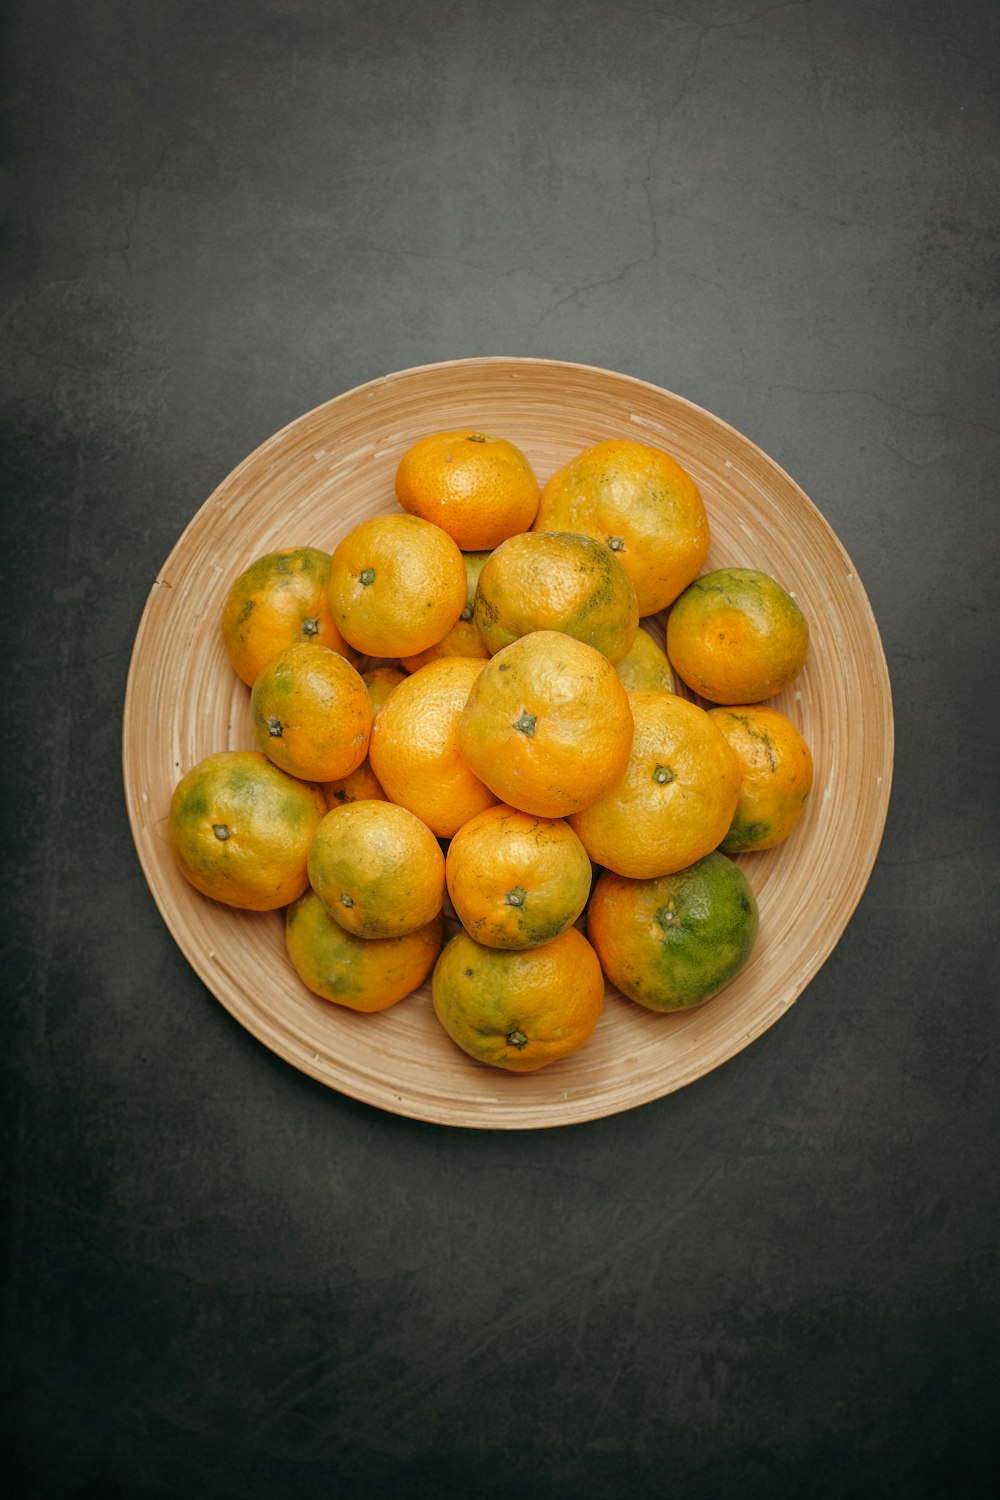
[513, 710, 537, 737]
[656, 903, 676, 929]
[653, 764, 675, 784]
[212, 824, 230, 841]
[505, 886, 527, 907]
[506, 1028, 528, 1050]
[301, 617, 319, 637]
[266, 717, 283, 737]
[468, 433, 487, 443]
[340, 893, 354, 907]
[607, 536, 625, 551]
[359, 567, 376, 586]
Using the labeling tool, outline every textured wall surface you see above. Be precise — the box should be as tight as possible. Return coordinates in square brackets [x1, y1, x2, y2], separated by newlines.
[3, 2, 998, 1496]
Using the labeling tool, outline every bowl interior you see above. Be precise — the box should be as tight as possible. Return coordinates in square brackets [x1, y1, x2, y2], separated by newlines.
[122, 357, 893, 1129]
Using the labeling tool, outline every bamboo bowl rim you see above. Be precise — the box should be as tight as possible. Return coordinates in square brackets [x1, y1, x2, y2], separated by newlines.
[122, 356, 894, 1129]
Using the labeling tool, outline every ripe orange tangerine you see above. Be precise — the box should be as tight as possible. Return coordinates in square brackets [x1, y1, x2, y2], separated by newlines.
[568, 690, 741, 878]
[395, 430, 539, 549]
[456, 631, 634, 819]
[666, 567, 809, 704]
[327, 513, 467, 659]
[399, 551, 492, 672]
[445, 804, 593, 950]
[369, 655, 498, 838]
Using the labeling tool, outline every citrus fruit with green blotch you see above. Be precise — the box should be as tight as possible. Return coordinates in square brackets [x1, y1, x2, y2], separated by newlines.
[286, 888, 443, 1012]
[220, 546, 354, 687]
[250, 641, 372, 783]
[446, 803, 592, 950]
[587, 853, 759, 1012]
[708, 705, 814, 852]
[473, 530, 638, 662]
[534, 438, 709, 615]
[307, 798, 445, 940]
[168, 750, 326, 911]
[432, 927, 605, 1071]
[666, 567, 809, 704]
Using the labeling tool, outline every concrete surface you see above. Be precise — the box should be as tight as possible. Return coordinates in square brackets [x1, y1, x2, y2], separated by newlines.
[3, 1, 998, 1496]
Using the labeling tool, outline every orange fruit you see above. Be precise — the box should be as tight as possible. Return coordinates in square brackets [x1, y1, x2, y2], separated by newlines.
[168, 750, 326, 911]
[457, 631, 634, 819]
[368, 656, 498, 838]
[473, 530, 639, 662]
[534, 439, 709, 615]
[317, 666, 404, 809]
[399, 551, 492, 672]
[327, 513, 467, 659]
[286, 888, 443, 1013]
[250, 641, 372, 782]
[568, 690, 741, 878]
[587, 853, 759, 1012]
[614, 623, 676, 694]
[395, 429, 539, 549]
[431, 927, 605, 1072]
[707, 705, 814, 852]
[445, 804, 593, 950]
[220, 547, 354, 687]
[666, 567, 809, 704]
[307, 799, 445, 939]
[319, 759, 386, 811]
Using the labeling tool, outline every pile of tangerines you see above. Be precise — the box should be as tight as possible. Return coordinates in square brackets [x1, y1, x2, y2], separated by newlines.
[169, 431, 813, 1073]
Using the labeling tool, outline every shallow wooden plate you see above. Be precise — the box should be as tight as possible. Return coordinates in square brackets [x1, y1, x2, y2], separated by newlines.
[122, 357, 893, 1129]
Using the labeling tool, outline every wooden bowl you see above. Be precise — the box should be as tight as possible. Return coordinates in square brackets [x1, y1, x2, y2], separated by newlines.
[122, 357, 893, 1129]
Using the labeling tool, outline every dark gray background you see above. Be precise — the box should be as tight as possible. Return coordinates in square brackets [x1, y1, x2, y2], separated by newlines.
[3, 2, 998, 1496]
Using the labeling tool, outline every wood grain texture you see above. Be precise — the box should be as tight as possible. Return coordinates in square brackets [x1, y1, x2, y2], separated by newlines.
[122, 357, 893, 1129]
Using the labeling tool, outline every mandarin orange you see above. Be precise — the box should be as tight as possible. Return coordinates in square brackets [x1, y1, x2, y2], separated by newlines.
[666, 567, 809, 704]
[168, 750, 326, 911]
[395, 430, 539, 549]
[473, 530, 638, 662]
[456, 631, 634, 819]
[534, 438, 709, 614]
[220, 547, 353, 687]
[327, 513, 467, 659]
[369, 655, 498, 838]
[568, 690, 740, 878]
[250, 641, 372, 783]
[431, 927, 605, 1072]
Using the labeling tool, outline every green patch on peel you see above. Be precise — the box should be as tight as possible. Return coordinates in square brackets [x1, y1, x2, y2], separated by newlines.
[721, 815, 773, 853]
